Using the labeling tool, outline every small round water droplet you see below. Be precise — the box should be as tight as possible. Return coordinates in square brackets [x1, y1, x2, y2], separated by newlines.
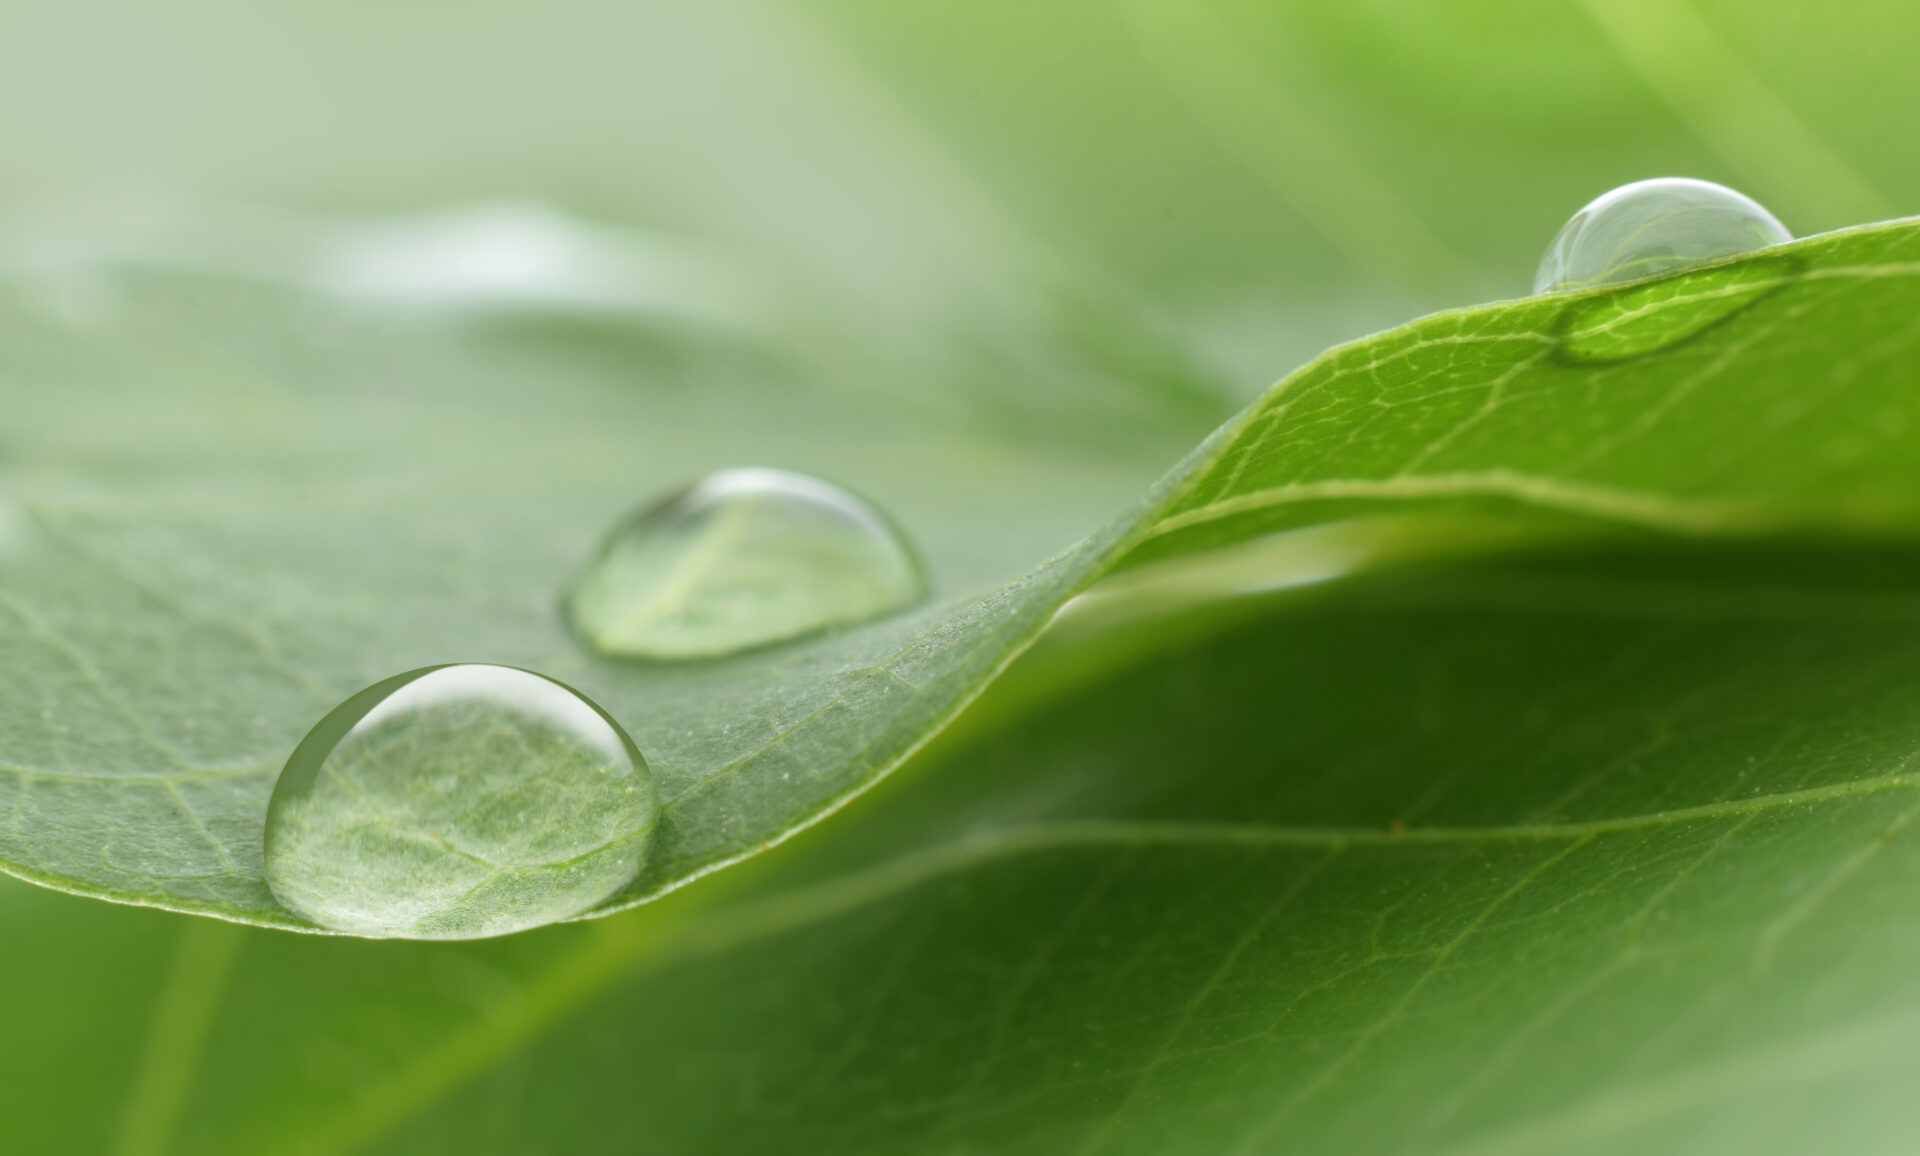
[264, 664, 658, 939]
[1534, 178, 1790, 295]
[563, 468, 928, 660]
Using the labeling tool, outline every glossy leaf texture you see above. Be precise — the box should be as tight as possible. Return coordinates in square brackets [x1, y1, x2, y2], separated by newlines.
[6, 220, 1920, 928]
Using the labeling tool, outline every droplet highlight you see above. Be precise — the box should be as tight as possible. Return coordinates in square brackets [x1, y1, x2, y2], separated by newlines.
[563, 468, 929, 660]
[1534, 178, 1790, 295]
[264, 664, 658, 939]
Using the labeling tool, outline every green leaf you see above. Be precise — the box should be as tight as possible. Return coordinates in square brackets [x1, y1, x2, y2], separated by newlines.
[9, 2, 1920, 1150]
[7, 220, 1920, 930]
[12, 536, 1920, 1153]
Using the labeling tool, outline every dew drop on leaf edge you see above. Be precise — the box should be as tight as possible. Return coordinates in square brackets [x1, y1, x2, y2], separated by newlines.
[1533, 177, 1790, 295]
[562, 467, 930, 661]
[263, 663, 659, 939]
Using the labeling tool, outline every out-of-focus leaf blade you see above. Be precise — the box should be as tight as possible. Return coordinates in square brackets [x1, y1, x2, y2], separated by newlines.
[14, 539, 1920, 1153]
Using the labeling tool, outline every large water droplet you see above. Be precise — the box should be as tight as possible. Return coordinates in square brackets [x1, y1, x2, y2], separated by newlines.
[1534, 178, 1790, 295]
[563, 468, 929, 660]
[264, 664, 658, 939]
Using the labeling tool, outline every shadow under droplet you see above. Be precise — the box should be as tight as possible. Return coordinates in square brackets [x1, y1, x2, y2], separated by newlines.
[1552, 254, 1804, 366]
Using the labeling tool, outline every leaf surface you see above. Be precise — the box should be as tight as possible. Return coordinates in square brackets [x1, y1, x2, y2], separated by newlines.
[6, 221, 1920, 927]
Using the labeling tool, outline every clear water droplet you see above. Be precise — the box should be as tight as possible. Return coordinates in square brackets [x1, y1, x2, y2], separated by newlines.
[563, 468, 929, 660]
[264, 664, 657, 939]
[1534, 178, 1790, 295]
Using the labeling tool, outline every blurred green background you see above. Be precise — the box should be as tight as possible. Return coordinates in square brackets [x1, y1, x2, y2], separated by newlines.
[5, 0, 1911, 411]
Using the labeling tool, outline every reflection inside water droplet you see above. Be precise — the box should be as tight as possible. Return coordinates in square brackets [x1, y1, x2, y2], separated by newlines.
[1555, 256, 1799, 364]
[1534, 178, 1790, 295]
[563, 468, 929, 660]
[263, 664, 658, 939]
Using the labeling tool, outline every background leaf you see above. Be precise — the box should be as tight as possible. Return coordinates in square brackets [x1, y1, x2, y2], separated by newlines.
[14, 538, 1920, 1153]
